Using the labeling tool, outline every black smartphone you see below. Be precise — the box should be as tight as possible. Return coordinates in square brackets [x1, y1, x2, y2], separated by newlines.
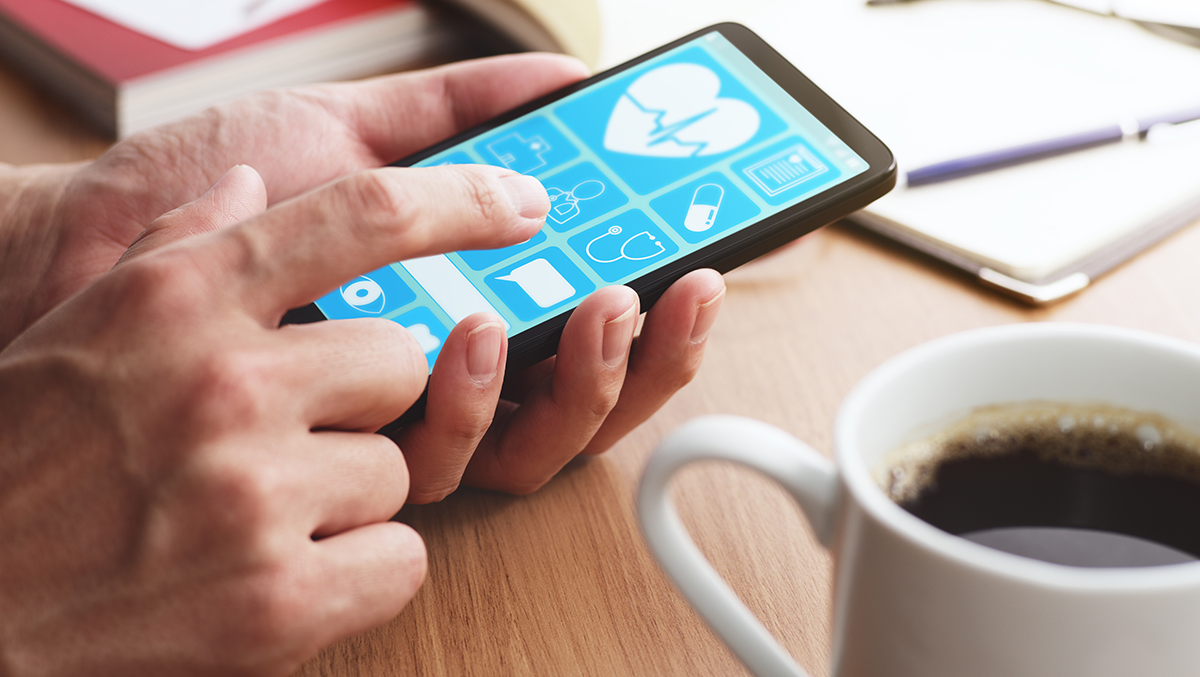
[285, 23, 895, 382]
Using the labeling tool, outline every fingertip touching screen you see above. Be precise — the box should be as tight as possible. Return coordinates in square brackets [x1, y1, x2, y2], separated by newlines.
[315, 30, 869, 372]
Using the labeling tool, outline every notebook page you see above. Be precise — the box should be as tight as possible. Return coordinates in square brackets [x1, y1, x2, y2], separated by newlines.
[748, 0, 1200, 170]
[748, 0, 1200, 283]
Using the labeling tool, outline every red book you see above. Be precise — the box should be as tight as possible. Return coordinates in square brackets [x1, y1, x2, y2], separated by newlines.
[0, 0, 462, 137]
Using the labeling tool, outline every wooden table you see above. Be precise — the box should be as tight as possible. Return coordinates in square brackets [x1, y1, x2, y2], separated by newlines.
[6, 56, 1200, 677]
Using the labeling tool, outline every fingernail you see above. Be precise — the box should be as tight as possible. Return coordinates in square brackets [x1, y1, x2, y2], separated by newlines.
[602, 304, 637, 368]
[466, 322, 504, 383]
[500, 174, 549, 219]
[690, 288, 725, 344]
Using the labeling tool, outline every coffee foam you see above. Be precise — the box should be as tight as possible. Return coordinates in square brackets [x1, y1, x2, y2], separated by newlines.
[875, 403, 1200, 504]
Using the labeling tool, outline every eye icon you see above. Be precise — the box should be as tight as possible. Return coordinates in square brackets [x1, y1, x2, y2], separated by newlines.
[340, 276, 386, 314]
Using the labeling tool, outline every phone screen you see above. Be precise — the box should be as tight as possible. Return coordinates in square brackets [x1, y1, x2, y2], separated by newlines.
[313, 29, 874, 371]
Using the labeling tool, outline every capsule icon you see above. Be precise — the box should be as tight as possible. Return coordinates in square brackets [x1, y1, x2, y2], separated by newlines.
[684, 183, 724, 232]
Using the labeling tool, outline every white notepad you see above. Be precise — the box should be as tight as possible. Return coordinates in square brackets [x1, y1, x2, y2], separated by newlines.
[749, 0, 1200, 303]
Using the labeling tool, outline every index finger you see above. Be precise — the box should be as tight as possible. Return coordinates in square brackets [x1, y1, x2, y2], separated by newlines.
[192, 164, 548, 322]
[342, 52, 592, 164]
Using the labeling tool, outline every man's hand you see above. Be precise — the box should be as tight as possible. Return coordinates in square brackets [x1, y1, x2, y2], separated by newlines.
[0, 53, 727, 505]
[0, 161, 548, 676]
[0, 53, 590, 348]
[0, 50, 730, 675]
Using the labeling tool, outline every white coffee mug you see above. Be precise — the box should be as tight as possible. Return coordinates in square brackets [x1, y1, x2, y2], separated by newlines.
[638, 323, 1200, 677]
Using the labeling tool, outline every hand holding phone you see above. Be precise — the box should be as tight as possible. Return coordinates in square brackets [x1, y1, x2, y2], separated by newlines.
[286, 24, 895, 484]
[294, 24, 894, 375]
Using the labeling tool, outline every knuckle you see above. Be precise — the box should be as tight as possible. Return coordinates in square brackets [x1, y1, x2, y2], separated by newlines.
[447, 413, 494, 446]
[199, 461, 283, 533]
[339, 170, 416, 244]
[459, 168, 504, 223]
[581, 381, 622, 423]
[185, 349, 274, 435]
[226, 563, 313, 655]
[105, 252, 219, 333]
[112, 254, 194, 311]
[656, 349, 706, 393]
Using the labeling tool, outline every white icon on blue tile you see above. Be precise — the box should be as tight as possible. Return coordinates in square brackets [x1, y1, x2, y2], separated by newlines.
[476, 117, 578, 176]
[733, 137, 839, 205]
[603, 62, 759, 159]
[568, 211, 678, 282]
[548, 180, 604, 225]
[316, 267, 417, 320]
[497, 258, 574, 308]
[742, 144, 828, 196]
[541, 162, 628, 232]
[487, 133, 552, 173]
[583, 225, 666, 264]
[342, 276, 386, 314]
[485, 248, 594, 321]
[394, 306, 448, 370]
[649, 173, 760, 245]
[685, 183, 724, 232]
[555, 46, 785, 194]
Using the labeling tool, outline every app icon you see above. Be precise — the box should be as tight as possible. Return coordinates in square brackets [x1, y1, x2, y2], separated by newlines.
[549, 180, 604, 224]
[498, 258, 574, 307]
[541, 162, 628, 232]
[685, 183, 724, 232]
[603, 62, 760, 158]
[393, 306, 449, 370]
[650, 173, 760, 244]
[568, 210, 679, 282]
[457, 230, 547, 271]
[475, 117, 578, 176]
[316, 266, 417, 320]
[342, 277, 386, 314]
[733, 136, 840, 205]
[555, 46, 785, 194]
[485, 248, 594, 321]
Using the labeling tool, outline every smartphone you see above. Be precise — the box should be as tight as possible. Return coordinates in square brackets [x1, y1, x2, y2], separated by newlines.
[285, 23, 895, 381]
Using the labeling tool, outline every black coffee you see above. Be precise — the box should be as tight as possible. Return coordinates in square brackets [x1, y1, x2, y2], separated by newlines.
[876, 404, 1200, 565]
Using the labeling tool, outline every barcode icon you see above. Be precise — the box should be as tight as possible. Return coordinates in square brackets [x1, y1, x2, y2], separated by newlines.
[742, 144, 828, 196]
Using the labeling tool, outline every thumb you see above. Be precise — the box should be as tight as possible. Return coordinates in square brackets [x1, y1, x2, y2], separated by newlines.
[118, 165, 268, 265]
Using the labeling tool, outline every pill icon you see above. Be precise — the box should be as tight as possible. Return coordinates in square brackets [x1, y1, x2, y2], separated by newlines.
[684, 183, 724, 232]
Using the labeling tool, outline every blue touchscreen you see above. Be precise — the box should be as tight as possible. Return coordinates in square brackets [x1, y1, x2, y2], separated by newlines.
[316, 30, 868, 372]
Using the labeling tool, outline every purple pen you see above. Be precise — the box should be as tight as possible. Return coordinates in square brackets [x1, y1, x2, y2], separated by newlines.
[905, 106, 1200, 187]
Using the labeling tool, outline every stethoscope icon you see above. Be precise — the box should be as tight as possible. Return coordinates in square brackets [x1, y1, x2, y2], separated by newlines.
[585, 225, 666, 264]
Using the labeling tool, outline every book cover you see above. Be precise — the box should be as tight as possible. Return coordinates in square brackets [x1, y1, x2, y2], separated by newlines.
[0, 0, 449, 136]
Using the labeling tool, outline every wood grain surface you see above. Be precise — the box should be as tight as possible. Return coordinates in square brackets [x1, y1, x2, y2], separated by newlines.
[5, 54, 1200, 677]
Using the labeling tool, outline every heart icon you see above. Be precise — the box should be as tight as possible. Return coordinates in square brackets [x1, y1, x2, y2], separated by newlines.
[604, 63, 760, 158]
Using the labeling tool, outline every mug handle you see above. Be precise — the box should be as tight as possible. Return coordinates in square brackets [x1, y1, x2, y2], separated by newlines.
[638, 415, 839, 677]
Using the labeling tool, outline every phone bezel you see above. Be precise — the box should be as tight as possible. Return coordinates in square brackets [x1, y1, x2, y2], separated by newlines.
[286, 22, 896, 377]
